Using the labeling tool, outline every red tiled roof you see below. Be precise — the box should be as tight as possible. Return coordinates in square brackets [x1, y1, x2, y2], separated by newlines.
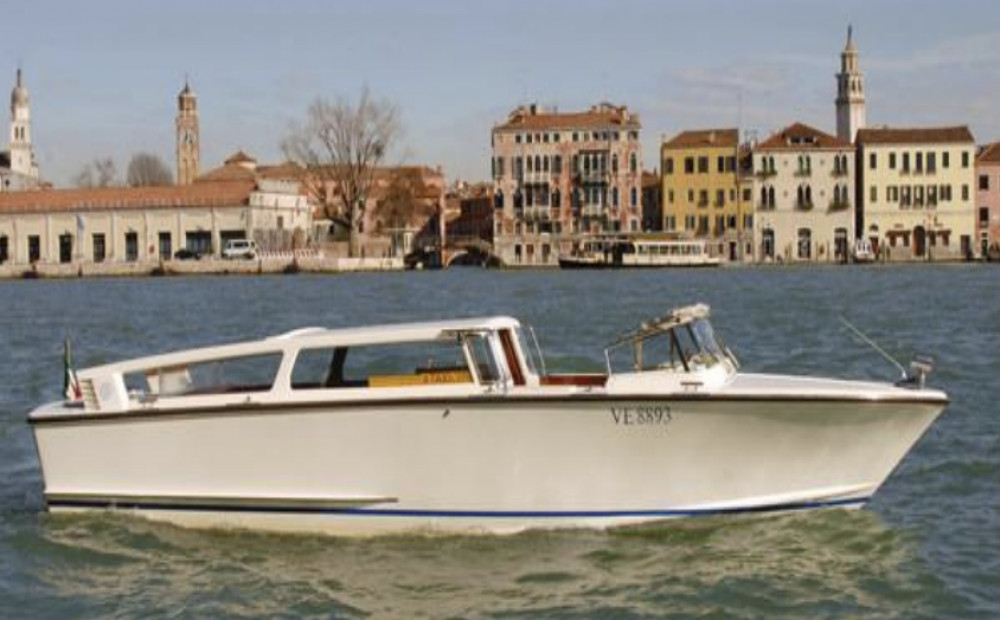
[662, 128, 739, 149]
[495, 104, 639, 131]
[641, 171, 661, 188]
[195, 162, 257, 183]
[855, 126, 974, 145]
[257, 161, 305, 180]
[0, 181, 255, 214]
[756, 122, 850, 151]
[977, 142, 1000, 164]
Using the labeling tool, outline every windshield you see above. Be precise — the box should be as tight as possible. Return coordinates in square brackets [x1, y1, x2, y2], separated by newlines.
[606, 318, 734, 373]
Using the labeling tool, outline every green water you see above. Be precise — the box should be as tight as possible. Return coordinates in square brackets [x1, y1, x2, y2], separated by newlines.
[1, 266, 998, 618]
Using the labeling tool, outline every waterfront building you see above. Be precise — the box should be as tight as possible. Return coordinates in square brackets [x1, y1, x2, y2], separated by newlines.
[660, 128, 751, 260]
[0, 182, 255, 266]
[835, 26, 866, 143]
[855, 126, 976, 260]
[974, 142, 1000, 256]
[491, 102, 643, 266]
[752, 123, 855, 263]
[176, 80, 200, 186]
[0, 69, 41, 192]
[0, 153, 316, 267]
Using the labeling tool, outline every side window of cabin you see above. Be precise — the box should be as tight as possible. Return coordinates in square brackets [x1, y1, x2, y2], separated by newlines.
[465, 333, 502, 384]
[126, 353, 283, 398]
[291, 340, 472, 389]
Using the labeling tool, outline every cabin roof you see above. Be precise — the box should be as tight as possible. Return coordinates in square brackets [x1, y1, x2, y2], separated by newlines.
[78, 316, 522, 377]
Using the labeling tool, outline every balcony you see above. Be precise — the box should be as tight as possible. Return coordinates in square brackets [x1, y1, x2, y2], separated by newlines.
[828, 199, 851, 212]
[794, 168, 812, 178]
[522, 205, 551, 222]
[796, 199, 814, 211]
[575, 170, 608, 183]
[756, 169, 777, 178]
[831, 167, 848, 177]
[580, 205, 606, 218]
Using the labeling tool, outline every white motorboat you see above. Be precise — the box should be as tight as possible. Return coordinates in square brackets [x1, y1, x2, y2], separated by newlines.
[559, 237, 720, 268]
[28, 305, 947, 536]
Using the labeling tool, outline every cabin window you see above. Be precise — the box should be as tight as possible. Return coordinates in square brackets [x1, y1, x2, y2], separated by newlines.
[291, 339, 473, 390]
[126, 353, 283, 398]
[464, 333, 501, 384]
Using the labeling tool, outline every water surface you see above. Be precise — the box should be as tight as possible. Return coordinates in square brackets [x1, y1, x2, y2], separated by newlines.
[1, 266, 997, 618]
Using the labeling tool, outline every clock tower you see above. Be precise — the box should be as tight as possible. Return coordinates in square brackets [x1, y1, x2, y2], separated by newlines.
[175, 79, 200, 185]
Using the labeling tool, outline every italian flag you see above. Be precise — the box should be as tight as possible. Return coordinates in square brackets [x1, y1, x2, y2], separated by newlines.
[64, 339, 82, 401]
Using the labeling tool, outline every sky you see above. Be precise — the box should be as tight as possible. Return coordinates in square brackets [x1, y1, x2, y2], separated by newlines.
[5, 0, 1000, 187]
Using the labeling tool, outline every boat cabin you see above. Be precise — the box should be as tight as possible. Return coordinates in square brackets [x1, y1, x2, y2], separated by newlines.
[65, 306, 735, 415]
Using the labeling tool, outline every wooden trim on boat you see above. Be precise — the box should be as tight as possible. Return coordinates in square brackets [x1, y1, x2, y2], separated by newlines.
[29, 392, 949, 426]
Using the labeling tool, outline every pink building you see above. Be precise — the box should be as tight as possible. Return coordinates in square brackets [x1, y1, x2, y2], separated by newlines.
[976, 143, 1000, 256]
[491, 103, 643, 266]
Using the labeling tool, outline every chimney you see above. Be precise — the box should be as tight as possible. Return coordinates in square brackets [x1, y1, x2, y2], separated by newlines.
[709, 131, 716, 145]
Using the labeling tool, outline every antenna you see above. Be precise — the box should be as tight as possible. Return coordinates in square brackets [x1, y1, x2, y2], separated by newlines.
[839, 316, 907, 379]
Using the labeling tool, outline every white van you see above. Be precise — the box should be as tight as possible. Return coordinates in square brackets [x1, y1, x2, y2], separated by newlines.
[222, 239, 257, 260]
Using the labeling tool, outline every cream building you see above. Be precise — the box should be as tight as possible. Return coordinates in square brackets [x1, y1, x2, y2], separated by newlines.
[0, 182, 256, 265]
[855, 126, 976, 260]
[752, 123, 855, 263]
[491, 102, 643, 266]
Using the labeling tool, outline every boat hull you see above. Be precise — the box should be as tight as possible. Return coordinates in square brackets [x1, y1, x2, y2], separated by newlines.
[30, 395, 944, 535]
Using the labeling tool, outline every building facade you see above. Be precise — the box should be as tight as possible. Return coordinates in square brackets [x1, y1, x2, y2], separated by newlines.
[835, 26, 866, 143]
[491, 103, 643, 266]
[1, 69, 40, 192]
[176, 80, 200, 186]
[855, 126, 976, 261]
[974, 142, 1000, 256]
[753, 123, 855, 263]
[661, 128, 751, 260]
[0, 182, 255, 266]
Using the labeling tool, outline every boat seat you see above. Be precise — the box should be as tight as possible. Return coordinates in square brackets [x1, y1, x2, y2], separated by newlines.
[540, 374, 607, 387]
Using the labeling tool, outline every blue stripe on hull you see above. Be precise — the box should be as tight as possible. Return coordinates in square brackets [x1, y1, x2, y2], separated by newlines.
[47, 496, 870, 518]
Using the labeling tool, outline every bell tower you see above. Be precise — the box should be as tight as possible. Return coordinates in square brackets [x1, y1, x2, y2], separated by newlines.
[175, 79, 200, 185]
[9, 68, 37, 179]
[835, 25, 866, 143]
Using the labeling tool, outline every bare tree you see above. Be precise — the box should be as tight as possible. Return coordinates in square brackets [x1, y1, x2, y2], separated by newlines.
[73, 157, 118, 188]
[372, 171, 437, 234]
[282, 87, 400, 257]
[127, 152, 173, 187]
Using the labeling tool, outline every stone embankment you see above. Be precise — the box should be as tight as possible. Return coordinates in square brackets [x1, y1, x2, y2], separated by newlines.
[0, 254, 404, 279]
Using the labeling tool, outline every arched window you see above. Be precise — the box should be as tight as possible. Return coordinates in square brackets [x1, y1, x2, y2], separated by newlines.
[612, 187, 619, 207]
[543, 156, 549, 173]
[760, 186, 767, 206]
[612, 154, 619, 173]
[553, 155, 562, 174]
[526, 185, 534, 207]
[629, 153, 638, 173]
[583, 155, 590, 173]
[494, 190, 504, 210]
[527, 157, 533, 173]
[514, 190, 523, 209]
[552, 189, 561, 209]
[768, 187, 775, 206]
[534, 155, 541, 172]
[805, 185, 812, 205]
[797, 186, 804, 206]
[630, 187, 638, 207]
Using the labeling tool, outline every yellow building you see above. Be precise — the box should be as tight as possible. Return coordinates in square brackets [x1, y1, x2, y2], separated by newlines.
[661, 128, 750, 260]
